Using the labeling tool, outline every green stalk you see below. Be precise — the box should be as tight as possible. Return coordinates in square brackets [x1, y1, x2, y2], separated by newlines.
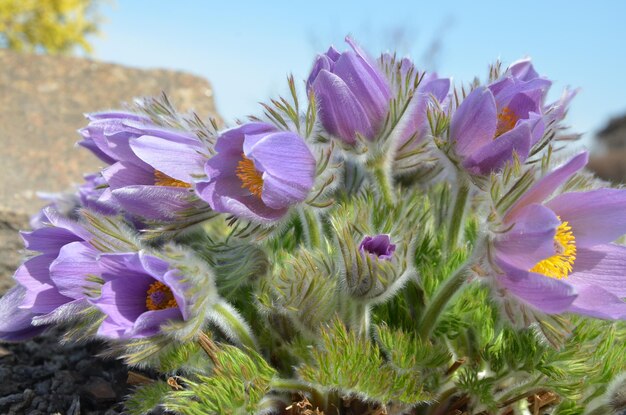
[300, 208, 322, 248]
[446, 176, 471, 254]
[417, 263, 470, 339]
[372, 164, 395, 207]
[212, 301, 258, 351]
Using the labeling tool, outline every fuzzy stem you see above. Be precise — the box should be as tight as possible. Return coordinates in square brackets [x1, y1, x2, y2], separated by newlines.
[417, 264, 470, 339]
[270, 378, 327, 409]
[212, 301, 258, 351]
[371, 162, 395, 207]
[446, 176, 470, 254]
[300, 208, 322, 248]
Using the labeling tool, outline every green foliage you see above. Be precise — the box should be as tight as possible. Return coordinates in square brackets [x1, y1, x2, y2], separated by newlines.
[164, 345, 276, 415]
[0, 0, 99, 54]
[125, 381, 171, 415]
[298, 319, 433, 407]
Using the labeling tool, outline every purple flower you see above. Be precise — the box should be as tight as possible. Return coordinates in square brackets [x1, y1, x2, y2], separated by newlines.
[79, 112, 209, 222]
[78, 173, 119, 215]
[0, 207, 98, 340]
[89, 252, 189, 339]
[492, 152, 626, 319]
[359, 234, 396, 260]
[195, 122, 316, 223]
[398, 72, 450, 151]
[307, 37, 392, 144]
[449, 60, 553, 175]
[0, 286, 48, 341]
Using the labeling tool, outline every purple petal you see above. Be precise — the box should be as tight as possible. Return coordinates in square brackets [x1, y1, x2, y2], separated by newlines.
[306, 54, 334, 90]
[496, 260, 578, 314]
[102, 161, 155, 189]
[462, 122, 531, 175]
[0, 286, 47, 341]
[77, 133, 117, 165]
[491, 78, 551, 110]
[138, 252, 171, 281]
[546, 189, 626, 248]
[49, 242, 100, 299]
[98, 252, 150, 280]
[91, 276, 153, 327]
[246, 132, 315, 208]
[82, 118, 149, 167]
[86, 111, 149, 122]
[199, 181, 287, 223]
[450, 87, 497, 158]
[132, 308, 182, 338]
[507, 93, 540, 121]
[360, 234, 396, 260]
[215, 123, 276, 154]
[20, 227, 82, 254]
[110, 186, 194, 221]
[162, 269, 190, 320]
[566, 283, 626, 320]
[97, 317, 126, 339]
[332, 51, 391, 125]
[507, 58, 540, 81]
[495, 203, 559, 270]
[130, 135, 206, 183]
[419, 77, 451, 102]
[312, 70, 374, 143]
[14, 255, 55, 293]
[505, 152, 588, 222]
[568, 244, 626, 297]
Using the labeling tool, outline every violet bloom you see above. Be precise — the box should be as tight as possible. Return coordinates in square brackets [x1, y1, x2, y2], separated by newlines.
[493, 152, 626, 319]
[78, 173, 119, 215]
[360, 234, 396, 260]
[0, 286, 48, 341]
[79, 112, 208, 222]
[398, 72, 450, 151]
[0, 207, 98, 340]
[195, 122, 316, 223]
[449, 62, 552, 175]
[89, 252, 189, 339]
[307, 37, 392, 144]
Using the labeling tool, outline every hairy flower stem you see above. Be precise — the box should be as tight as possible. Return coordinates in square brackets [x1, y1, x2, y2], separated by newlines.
[300, 208, 322, 248]
[369, 158, 395, 207]
[446, 175, 470, 255]
[211, 301, 258, 352]
[343, 300, 370, 338]
[270, 378, 327, 409]
[417, 263, 471, 339]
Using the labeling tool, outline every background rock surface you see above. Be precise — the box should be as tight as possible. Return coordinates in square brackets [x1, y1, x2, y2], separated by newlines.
[0, 50, 219, 291]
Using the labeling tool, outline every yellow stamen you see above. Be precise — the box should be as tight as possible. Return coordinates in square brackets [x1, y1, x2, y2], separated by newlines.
[146, 281, 178, 311]
[235, 154, 264, 198]
[530, 219, 577, 279]
[495, 107, 518, 138]
[154, 170, 191, 188]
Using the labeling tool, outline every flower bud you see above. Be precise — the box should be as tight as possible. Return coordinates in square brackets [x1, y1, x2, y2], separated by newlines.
[307, 37, 392, 144]
[338, 232, 409, 304]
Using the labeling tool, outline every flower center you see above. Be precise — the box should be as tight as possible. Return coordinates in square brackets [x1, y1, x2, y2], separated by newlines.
[529, 219, 577, 280]
[495, 107, 518, 138]
[146, 281, 178, 311]
[154, 170, 191, 188]
[235, 154, 264, 198]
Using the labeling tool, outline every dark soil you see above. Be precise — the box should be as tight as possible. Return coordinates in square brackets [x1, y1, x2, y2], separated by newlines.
[0, 327, 142, 415]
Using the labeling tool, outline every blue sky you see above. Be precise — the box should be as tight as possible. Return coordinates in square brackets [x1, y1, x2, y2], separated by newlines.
[91, 0, 626, 146]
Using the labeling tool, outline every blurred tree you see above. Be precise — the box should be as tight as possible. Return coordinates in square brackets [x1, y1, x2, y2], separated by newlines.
[0, 0, 99, 55]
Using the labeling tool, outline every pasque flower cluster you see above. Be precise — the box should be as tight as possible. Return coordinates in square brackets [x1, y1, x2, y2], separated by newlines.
[0, 34, 624, 415]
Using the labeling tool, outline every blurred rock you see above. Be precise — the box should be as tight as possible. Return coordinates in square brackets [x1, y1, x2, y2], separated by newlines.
[590, 113, 626, 183]
[0, 49, 220, 292]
